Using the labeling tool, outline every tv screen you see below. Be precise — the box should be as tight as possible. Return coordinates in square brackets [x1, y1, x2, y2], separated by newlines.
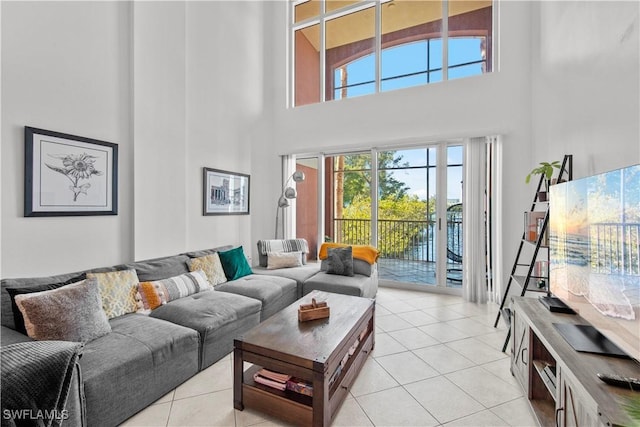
[549, 164, 640, 362]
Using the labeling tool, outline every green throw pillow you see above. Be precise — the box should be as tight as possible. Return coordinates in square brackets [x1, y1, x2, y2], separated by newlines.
[219, 246, 253, 280]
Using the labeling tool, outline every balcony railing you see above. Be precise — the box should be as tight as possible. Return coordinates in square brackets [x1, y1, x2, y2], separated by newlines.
[332, 218, 463, 264]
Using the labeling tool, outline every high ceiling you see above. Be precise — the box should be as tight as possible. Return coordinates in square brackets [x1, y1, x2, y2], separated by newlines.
[295, 0, 492, 51]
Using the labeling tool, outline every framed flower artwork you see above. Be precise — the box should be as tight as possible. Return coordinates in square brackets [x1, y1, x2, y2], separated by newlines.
[203, 167, 250, 215]
[24, 127, 118, 216]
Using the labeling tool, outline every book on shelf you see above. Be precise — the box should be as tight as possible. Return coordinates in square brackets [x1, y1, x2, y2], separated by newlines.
[253, 368, 291, 391]
[285, 378, 313, 397]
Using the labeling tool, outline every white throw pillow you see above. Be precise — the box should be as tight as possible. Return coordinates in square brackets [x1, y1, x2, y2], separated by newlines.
[267, 251, 303, 270]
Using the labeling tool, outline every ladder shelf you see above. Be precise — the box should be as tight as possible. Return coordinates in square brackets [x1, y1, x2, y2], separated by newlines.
[494, 155, 573, 352]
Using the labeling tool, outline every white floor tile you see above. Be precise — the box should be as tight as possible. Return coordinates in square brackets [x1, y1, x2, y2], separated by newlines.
[371, 332, 408, 357]
[378, 299, 418, 314]
[446, 337, 508, 364]
[446, 318, 497, 337]
[356, 387, 439, 426]
[375, 351, 439, 385]
[412, 344, 476, 374]
[397, 310, 440, 327]
[419, 322, 471, 343]
[388, 327, 440, 350]
[332, 397, 374, 426]
[120, 401, 171, 426]
[480, 358, 520, 388]
[446, 366, 523, 408]
[490, 397, 539, 427]
[404, 376, 484, 424]
[350, 357, 399, 396]
[168, 389, 236, 426]
[422, 306, 467, 322]
[376, 314, 414, 332]
[442, 409, 511, 427]
[174, 355, 233, 400]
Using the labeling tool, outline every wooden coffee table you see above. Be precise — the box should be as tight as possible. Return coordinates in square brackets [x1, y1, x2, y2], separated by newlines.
[233, 290, 375, 427]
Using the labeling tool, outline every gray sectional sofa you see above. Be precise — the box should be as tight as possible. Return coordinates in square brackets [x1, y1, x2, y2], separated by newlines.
[0, 242, 378, 426]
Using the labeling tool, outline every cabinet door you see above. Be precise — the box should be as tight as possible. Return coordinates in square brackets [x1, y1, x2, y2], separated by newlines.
[511, 310, 530, 389]
[557, 369, 598, 427]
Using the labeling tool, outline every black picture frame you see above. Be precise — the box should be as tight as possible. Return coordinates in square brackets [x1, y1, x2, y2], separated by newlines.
[203, 167, 250, 216]
[24, 127, 118, 217]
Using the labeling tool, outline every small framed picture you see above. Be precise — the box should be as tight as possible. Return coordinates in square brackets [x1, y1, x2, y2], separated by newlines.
[203, 167, 250, 215]
[24, 127, 118, 217]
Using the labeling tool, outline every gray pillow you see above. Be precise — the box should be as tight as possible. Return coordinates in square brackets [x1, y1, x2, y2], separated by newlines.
[14, 278, 111, 343]
[325, 246, 354, 277]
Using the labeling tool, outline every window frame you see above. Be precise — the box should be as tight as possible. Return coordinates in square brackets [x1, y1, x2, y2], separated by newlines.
[289, 0, 496, 107]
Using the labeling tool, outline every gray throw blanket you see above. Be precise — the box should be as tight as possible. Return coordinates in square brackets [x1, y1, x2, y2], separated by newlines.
[1, 341, 83, 427]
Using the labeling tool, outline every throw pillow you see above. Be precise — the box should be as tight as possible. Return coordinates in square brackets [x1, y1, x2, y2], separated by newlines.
[267, 251, 303, 270]
[86, 269, 139, 319]
[136, 270, 212, 311]
[14, 278, 112, 343]
[6, 275, 85, 335]
[218, 246, 253, 280]
[326, 246, 354, 277]
[187, 253, 227, 285]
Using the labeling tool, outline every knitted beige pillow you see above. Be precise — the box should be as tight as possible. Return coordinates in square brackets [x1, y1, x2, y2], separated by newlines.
[15, 278, 111, 343]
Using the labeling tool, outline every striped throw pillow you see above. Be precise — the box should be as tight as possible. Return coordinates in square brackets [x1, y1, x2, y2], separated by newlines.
[137, 270, 212, 311]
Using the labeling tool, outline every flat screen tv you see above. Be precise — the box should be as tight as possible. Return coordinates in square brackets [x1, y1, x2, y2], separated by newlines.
[549, 164, 640, 362]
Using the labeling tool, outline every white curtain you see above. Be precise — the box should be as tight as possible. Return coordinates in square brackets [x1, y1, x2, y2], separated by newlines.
[463, 138, 488, 303]
[488, 136, 503, 303]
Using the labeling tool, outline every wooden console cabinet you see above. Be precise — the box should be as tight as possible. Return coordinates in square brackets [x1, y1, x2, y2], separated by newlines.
[510, 297, 639, 427]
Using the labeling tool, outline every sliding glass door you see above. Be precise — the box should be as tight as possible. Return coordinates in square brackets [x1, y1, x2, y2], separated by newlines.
[295, 142, 464, 289]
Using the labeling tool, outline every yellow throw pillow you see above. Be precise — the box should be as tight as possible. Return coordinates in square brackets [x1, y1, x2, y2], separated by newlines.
[187, 253, 227, 286]
[87, 269, 139, 319]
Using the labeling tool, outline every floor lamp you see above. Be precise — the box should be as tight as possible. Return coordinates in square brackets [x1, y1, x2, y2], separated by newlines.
[275, 171, 305, 239]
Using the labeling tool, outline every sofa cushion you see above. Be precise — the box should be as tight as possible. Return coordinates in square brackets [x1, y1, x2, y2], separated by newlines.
[251, 264, 320, 299]
[15, 279, 111, 343]
[216, 274, 298, 320]
[187, 253, 227, 285]
[81, 314, 199, 425]
[322, 258, 374, 277]
[149, 290, 261, 369]
[121, 254, 191, 282]
[325, 246, 354, 276]
[267, 251, 303, 270]
[219, 246, 253, 280]
[87, 269, 139, 319]
[303, 270, 378, 299]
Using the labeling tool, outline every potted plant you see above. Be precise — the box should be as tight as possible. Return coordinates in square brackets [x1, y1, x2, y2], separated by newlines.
[526, 161, 561, 201]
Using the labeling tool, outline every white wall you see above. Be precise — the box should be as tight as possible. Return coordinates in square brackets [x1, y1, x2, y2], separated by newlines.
[1, 1, 133, 276]
[1, 1, 264, 277]
[531, 1, 640, 177]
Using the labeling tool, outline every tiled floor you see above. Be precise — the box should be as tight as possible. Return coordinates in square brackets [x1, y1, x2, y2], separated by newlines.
[121, 287, 539, 427]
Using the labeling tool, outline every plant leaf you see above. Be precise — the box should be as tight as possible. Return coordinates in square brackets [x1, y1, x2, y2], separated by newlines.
[45, 163, 70, 176]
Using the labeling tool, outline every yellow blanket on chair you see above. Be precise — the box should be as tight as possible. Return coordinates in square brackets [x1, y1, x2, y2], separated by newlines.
[318, 243, 379, 265]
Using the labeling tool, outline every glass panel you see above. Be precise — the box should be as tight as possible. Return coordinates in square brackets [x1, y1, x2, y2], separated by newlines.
[294, 0, 320, 23]
[326, 6, 375, 100]
[326, 0, 361, 13]
[376, 148, 437, 285]
[446, 145, 463, 287]
[448, 0, 492, 77]
[295, 157, 320, 260]
[381, 42, 428, 92]
[381, 0, 442, 92]
[294, 24, 321, 106]
[329, 154, 372, 245]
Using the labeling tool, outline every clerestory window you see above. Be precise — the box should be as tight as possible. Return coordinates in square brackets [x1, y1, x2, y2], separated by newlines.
[291, 0, 494, 107]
